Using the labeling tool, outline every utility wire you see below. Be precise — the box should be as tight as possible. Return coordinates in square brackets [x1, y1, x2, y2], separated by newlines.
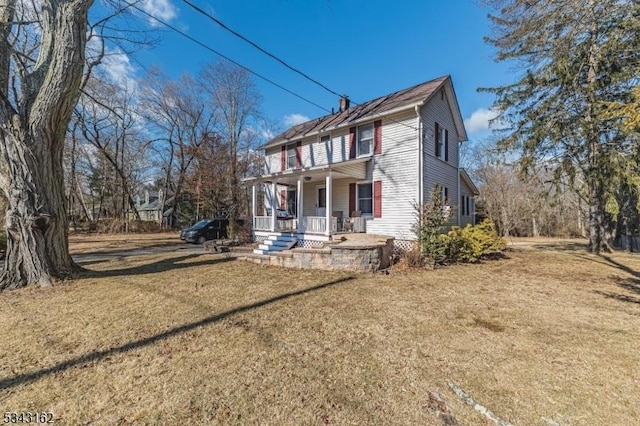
[181, 0, 343, 99]
[132, 3, 418, 133]
[130, 4, 331, 113]
[180, 0, 418, 132]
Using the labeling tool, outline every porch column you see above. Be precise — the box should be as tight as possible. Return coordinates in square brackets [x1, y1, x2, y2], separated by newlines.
[270, 181, 277, 232]
[325, 172, 332, 236]
[251, 183, 257, 218]
[297, 176, 304, 233]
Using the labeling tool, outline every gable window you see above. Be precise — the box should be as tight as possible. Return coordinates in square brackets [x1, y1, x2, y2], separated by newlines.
[358, 123, 374, 157]
[435, 123, 448, 161]
[357, 183, 373, 214]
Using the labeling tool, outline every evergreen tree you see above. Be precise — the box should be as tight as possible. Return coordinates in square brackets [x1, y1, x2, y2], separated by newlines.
[482, 0, 640, 252]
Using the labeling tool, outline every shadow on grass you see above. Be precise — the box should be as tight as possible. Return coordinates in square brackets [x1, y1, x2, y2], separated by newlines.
[592, 255, 640, 305]
[79, 253, 234, 278]
[529, 241, 590, 252]
[599, 255, 640, 279]
[593, 288, 640, 305]
[0, 275, 355, 390]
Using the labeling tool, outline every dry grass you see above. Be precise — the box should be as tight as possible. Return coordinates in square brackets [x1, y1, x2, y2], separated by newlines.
[1, 237, 639, 425]
[68, 232, 180, 254]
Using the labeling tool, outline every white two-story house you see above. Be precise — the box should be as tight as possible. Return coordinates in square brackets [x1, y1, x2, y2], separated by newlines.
[245, 75, 478, 253]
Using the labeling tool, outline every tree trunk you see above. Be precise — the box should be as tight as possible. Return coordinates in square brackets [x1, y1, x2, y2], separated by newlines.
[585, 0, 609, 254]
[0, 133, 76, 289]
[0, 0, 93, 290]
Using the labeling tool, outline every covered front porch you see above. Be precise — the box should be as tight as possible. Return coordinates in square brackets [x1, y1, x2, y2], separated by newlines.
[247, 158, 370, 239]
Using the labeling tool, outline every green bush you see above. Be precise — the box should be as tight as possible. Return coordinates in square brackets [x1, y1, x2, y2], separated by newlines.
[444, 219, 506, 263]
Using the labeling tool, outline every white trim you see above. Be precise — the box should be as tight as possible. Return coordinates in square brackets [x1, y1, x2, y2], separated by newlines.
[243, 156, 370, 183]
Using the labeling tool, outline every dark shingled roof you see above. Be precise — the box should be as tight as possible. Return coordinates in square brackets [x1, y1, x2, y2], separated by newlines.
[263, 75, 450, 149]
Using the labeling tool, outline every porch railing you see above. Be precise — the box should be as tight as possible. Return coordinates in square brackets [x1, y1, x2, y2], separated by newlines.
[253, 216, 271, 231]
[277, 218, 298, 231]
[254, 216, 341, 234]
[300, 216, 325, 233]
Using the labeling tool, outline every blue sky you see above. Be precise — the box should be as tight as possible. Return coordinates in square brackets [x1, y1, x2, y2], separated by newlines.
[100, 0, 509, 142]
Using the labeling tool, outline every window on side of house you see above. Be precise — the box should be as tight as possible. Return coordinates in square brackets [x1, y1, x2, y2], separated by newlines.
[358, 123, 374, 157]
[441, 186, 449, 203]
[461, 195, 468, 216]
[286, 143, 297, 169]
[435, 123, 448, 161]
[358, 182, 373, 215]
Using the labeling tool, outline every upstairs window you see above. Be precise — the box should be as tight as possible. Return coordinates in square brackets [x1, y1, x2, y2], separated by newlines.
[358, 123, 374, 157]
[286, 144, 297, 169]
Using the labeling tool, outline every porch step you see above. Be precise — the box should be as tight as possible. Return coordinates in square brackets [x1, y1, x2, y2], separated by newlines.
[253, 233, 298, 255]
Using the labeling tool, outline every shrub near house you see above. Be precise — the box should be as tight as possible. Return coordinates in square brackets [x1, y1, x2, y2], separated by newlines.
[413, 194, 506, 266]
[442, 220, 507, 263]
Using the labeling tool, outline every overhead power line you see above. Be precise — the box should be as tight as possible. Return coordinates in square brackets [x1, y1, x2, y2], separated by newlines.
[181, 0, 343, 99]
[129, 3, 418, 133]
[129, 3, 331, 113]
[179, 1, 418, 132]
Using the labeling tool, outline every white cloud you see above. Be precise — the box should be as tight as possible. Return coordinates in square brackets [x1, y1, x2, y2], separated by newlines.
[140, 0, 178, 26]
[102, 49, 136, 86]
[284, 113, 310, 127]
[261, 129, 275, 140]
[464, 108, 501, 134]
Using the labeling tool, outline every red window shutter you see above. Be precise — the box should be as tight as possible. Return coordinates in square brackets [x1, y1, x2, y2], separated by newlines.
[349, 183, 356, 215]
[280, 190, 286, 209]
[444, 129, 449, 162]
[374, 120, 382, 154]
[281, 146, 286, 170]
[434, 122, 440, 157]
[349, 127, 356, 159]
[296, 141, 302, 168]
[373, 180, 382, 218]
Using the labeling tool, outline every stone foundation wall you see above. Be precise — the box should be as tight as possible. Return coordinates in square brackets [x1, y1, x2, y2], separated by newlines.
[243, 238, 394, 272]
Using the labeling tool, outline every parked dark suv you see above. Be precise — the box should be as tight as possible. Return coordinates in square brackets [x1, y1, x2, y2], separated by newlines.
[180, 218, 229, 244]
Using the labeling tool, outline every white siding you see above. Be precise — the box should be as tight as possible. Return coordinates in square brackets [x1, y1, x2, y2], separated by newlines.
[260, 87, 466, 240]
[364, 111, 420, 240]
[420, 88, 461, 227]
[264, 146, 281, 173]
[301, 178, 351, 218]
[264, 127, 352, 173]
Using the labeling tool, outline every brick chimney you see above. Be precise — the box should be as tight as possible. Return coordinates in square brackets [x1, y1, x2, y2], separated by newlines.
[339, 95, 350, 112]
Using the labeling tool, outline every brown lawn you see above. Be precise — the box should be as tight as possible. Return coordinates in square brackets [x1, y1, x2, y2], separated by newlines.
[68, 231, 180, 254]
[0, 235, 639, 425]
